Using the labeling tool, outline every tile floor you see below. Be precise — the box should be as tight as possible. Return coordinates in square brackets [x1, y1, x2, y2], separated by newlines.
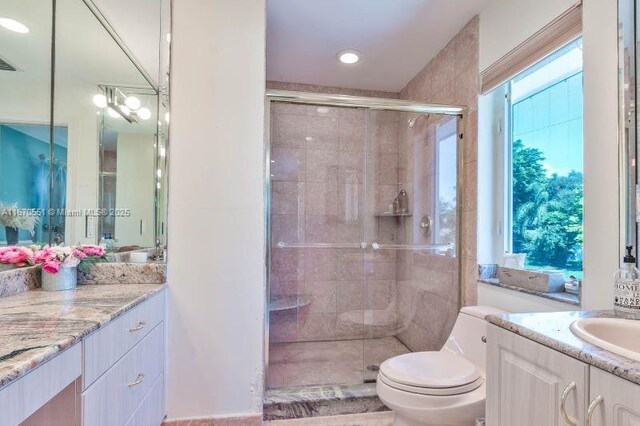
[265, 412, 395, 426]
[267, 337, 410, 388]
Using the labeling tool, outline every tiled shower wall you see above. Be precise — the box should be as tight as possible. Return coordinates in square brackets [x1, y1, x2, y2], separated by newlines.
[268, 99, 404, 343]
[395, 17, 479, 351]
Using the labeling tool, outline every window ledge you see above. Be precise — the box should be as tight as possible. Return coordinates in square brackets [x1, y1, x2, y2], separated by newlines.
[478, 278, 580, 306]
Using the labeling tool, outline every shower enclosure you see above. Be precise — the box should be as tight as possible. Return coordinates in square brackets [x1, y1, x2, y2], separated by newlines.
[265, 90, 465, 391]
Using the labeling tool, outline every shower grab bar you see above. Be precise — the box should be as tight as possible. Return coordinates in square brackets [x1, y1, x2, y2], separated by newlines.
[276, 242, 368, 249]
[371, 242, 453, 251]
[275, 241, 452, 251]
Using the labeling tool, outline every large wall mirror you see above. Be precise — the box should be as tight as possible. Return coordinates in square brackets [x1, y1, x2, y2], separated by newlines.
[0, 0, 170, 264]
[620, 0, 637, 257]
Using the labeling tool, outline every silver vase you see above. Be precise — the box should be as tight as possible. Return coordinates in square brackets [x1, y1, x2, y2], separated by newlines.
[0, 264, 16, 272]
[42, 266, 77, 291]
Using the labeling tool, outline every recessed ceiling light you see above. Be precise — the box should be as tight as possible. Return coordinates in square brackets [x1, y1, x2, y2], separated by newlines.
[0, 17, 29, 34]
[337, 49, 360, 64]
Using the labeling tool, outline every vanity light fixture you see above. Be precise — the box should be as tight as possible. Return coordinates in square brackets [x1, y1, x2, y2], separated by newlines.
[124, 96, 141, 110]
[93, 94, 107, 108]
[137, 107, 151, 120]
[0, 17, 29, 34]
[107, 107, 120, 119]
[337, 49, 360, 64]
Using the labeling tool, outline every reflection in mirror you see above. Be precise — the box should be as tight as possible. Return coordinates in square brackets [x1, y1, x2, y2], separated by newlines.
[0, 0, 169, 265]
[619, 0, 637, 257]
[53, 0, 160, 258]
[98, 86, 158, 249]
[0, 0, 53, 246]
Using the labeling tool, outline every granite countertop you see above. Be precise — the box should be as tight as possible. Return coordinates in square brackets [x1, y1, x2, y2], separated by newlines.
[486, 311, 640, 385]
[0, 283, 165, 390]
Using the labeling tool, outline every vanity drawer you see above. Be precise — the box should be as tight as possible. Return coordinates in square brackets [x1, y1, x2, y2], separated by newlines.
[83, 291, 164, 388]
[124, 374, 165, 426]
[81, 322, 164, 426]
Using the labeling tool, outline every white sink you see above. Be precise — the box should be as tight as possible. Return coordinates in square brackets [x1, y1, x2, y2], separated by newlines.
[570, 318, 640, 362]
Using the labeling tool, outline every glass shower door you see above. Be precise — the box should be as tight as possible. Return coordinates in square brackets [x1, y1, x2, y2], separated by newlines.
[267, 101, 369, 389]
[361, 110, 460, 379]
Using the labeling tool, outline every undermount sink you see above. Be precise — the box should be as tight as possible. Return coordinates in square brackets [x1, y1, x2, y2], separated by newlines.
[570, 318, 640, 362]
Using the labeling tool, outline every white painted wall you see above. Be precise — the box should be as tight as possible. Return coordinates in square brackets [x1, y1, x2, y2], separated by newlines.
[479, 0, 577, 71]
[478, 0, 620, 311]
[580, 0, 619, 309]
[166, 0, 266, 419]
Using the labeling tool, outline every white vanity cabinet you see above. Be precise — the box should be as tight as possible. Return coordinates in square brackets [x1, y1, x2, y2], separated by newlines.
[0, 289, 166, 426]
[486, 324, 589, 426]
[487, 323, 640, 426]
[587, 367, 640, 425]
[80, 290, 166, 426]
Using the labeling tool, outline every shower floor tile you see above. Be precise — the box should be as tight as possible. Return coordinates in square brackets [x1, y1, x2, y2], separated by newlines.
[267, 337, 410, 389]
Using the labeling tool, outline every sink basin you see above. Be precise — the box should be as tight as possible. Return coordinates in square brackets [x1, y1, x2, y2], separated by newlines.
[570, 318, 640, 362]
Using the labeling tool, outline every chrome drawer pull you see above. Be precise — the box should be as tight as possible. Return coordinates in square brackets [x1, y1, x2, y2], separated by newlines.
[128, 373, 145, 387]
[560, 382, 577, 425]
[129, 321, 146, 332]
[586, 395, 604, 426]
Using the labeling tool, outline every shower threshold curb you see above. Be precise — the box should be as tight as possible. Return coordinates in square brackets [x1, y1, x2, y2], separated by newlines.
[263, 383, 390, 421]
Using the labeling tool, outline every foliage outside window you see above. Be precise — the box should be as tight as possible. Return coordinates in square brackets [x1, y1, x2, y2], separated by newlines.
[507, 39, 583, 278]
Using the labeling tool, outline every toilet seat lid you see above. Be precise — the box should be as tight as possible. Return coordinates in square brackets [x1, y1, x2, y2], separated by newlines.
[379, 351, 480, 388]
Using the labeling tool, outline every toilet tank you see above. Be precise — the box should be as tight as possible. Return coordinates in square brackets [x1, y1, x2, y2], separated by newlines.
[441, 306, 507, 372]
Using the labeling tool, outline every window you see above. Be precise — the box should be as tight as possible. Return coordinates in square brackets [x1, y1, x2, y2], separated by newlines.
[435, 118, 457, 246]
[505, 38, 583, 278]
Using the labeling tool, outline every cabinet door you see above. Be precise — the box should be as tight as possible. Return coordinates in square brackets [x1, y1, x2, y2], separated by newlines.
[486, 324, 589, 426]
[588, 367, 640, 426]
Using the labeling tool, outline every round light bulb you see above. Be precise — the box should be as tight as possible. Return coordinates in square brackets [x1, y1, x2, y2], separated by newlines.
[120, 105, 131, 116]
[107, 107, 120, 118]
[164, 112, 170, 124]
[137, 107, 151, 120]
[0, 17, 29, 33]
[337, 49, 360, 64]
[93, 94, 107, 108]
[124, 96, 141, 110]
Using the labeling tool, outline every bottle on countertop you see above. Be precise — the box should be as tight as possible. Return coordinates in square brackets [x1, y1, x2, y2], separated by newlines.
[614, 246, 640, 316]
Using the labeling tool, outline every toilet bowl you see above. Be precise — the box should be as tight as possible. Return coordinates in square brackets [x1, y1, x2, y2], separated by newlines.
[377, 306, 506, 426]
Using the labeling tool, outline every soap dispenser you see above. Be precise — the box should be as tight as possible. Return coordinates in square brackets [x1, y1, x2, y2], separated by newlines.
[614, 246, 640, 315]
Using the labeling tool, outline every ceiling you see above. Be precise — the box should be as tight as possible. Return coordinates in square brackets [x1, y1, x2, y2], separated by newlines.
[0, 0, 150, 88]
[266, 0, 489, 92]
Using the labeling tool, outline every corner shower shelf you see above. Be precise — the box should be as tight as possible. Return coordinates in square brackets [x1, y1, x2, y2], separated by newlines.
[269, 294, 311, 312]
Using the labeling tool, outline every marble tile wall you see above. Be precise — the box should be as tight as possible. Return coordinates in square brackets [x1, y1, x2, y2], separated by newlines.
[269, 102, 402, 343]
[394, 16, 479, 351]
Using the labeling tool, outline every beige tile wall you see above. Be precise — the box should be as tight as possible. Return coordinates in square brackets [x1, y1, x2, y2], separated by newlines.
[269, 102, 402, 343]
[393, 17, 479, 351]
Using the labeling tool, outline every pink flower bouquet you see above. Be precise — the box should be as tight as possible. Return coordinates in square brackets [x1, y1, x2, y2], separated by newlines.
[0, 246, 35, 268]
[34, 244, 107, 274]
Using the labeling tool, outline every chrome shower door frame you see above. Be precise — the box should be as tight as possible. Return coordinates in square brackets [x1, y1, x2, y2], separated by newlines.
[263, 90, 466, 392]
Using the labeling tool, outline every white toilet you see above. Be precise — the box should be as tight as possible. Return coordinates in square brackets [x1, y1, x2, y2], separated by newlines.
[377, 306, 506, 426]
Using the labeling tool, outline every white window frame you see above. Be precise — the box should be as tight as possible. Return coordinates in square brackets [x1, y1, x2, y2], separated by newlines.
[498, 44, 584, 273]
